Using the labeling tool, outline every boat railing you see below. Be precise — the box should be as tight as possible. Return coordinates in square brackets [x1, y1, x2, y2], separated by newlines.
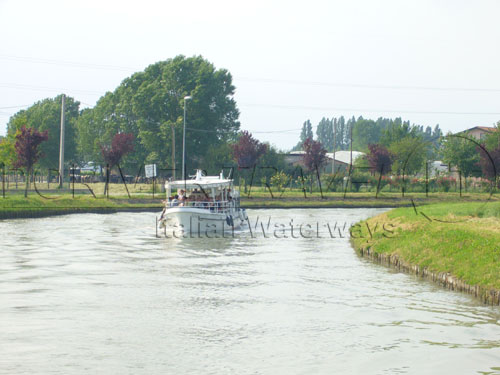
[167, 199, 236, 213]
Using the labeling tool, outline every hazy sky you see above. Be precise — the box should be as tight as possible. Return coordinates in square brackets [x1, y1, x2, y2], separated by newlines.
[1, 0, 500, 149]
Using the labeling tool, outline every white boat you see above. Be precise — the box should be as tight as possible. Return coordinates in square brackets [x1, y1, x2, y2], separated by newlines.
[158, 169, 248, 235]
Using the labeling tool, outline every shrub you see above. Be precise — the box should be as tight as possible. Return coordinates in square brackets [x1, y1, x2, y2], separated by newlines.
[270, 171, 290, 192]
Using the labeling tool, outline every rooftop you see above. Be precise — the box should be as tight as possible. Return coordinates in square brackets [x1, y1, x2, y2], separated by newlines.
[287, 150, 365, 165]
[463, 126, 496, 133]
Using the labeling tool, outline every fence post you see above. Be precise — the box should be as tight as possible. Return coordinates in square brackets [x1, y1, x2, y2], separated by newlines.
[2, 165, 5, 198]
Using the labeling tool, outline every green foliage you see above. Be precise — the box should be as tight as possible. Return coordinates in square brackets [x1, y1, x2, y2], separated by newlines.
[0, 133, 16, 168]
[389, 137, 427, 175]
[380, 118, 414, 146]
[292, 116, 441, 171]
[316, 117, 333, 150]
[352, 118, 381, 151]
[242, 144, 289, 184]
[269, 171, 290, 192]
[441, 133, 481, 177]
[204, 142, 234, 175]
[335, 116, 351, 151]
[300, 120, 313, 145]
[7, 95, 80, 170]
[260, 176, 268, 187]
[484, 122, 500, 151]
[379, 118, 441, 161]
[76, 55, 240, 173]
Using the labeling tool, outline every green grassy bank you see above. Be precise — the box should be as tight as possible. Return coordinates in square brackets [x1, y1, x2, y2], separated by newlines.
[241, 191, 496, 208]
[351, 200, 500, 303]
[0, 190, 497, 219]
[0, 195, 162, 219]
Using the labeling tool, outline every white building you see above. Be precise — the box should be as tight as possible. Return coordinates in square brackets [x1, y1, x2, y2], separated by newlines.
[285, 150, 365, 173]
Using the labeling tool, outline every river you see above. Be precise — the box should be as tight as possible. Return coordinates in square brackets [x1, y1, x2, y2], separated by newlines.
[1, 208, 499, 374]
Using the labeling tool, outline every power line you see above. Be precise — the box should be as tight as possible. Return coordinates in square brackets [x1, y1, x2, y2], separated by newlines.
[0, 83, 103, 95]
[185, 126, 301, 134]
[236, 77, 500, 93]
[239, 103, 500, 116]
[2, 97, 500, 117]
[0, 105, 31, 110]
[2, 53, 500, 93]
[0, 54, 135, 72]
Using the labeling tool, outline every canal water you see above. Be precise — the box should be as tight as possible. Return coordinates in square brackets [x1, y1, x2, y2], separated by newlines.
[1, 209, 499, 374]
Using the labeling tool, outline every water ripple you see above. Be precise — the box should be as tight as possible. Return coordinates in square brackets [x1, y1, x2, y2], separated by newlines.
[1, 209, 499, 374]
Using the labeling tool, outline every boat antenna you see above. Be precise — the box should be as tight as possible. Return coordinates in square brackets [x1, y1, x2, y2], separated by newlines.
[182, 95, 192, 180]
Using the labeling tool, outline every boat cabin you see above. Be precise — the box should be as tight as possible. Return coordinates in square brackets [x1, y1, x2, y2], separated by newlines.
[164, 170, 238, 211]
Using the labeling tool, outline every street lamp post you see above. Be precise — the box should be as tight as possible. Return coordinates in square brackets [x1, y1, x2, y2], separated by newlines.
[182, 95, 192, 180]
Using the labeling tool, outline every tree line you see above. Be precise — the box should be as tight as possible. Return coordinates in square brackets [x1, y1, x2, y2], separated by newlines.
[0, 55, 244, 177]
[290, 114, 500, 185]
[1, 53, 498, 188]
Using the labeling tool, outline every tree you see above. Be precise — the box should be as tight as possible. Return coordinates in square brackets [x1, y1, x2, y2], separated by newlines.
[292, 120, 314, 151]
[380, 118, 419, 147]
[389, 137, 427, 175]
[366, 143, 393, 175]
[13, 125, 49, 197]
[270, 171, 290, 192]
[477, 146, 500, 185]
[352, 118, 383, 151]
[100, 133, 135, 168]
[77, 55, 240, 173]
[7, 95, 80, 171]
[316, 117, 333, 151]
[100, 133, 134, 197]
[0, 134, 16, 169]
[335, 116, 347, 150]
[203, 142, 234, 176]
[300, 120, 313, 145]
[442, 134, 481, 177]
[302, 137, 327, 172]
[484, 121, 500, 151]
[231, 131, 267, 169]
[231, 131, 267, 192]
[253, 145, 288, 183]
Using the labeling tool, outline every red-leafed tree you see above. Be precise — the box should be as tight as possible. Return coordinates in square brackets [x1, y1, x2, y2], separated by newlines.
[14, 125, 49, 197]
[232, 131, 267, 193]
[367, 143, 393, 175]
[100, 133, 134, 197]
[232, 131, 268, 168]
[100, 133, 135, 168]
[302, 137, 327, 172]
[477, 145, 500, 187]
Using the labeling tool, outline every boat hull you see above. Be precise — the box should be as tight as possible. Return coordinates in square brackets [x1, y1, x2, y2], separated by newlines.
[159, 207, 244, 235]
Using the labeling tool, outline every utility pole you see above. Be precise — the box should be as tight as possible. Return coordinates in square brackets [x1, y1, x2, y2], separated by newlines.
[58, 94, 66, 188]
[332, 120, 336, 174]
[171, 126, 176, 180]
[349, 121, 353, 171]
[182, 95, 192, 180]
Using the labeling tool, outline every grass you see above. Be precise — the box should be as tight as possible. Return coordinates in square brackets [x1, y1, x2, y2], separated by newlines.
[3, 181, 160, 196]
[241, 198, 411, 208]
[0, 194, 162, 217]
[0, 183, 497, 215]
[352, 200, 500, 290]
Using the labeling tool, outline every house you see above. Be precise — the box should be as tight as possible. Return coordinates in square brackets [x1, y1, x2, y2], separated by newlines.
[428, 161, 449, 177]
[326, 151, 365, 173]
[285, 150, 365, 173]
[461, 126, 496, 141]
